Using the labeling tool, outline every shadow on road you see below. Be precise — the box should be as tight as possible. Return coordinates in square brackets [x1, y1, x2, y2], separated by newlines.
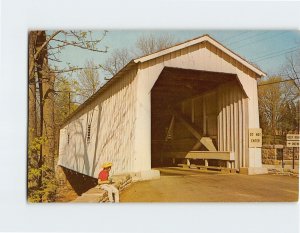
[155, 167, 220, 176]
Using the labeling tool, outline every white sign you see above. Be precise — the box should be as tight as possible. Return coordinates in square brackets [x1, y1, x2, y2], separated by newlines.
[286, 141, 299, 148]
[286, 134, 300, 141]
[249, 128, 262, 148]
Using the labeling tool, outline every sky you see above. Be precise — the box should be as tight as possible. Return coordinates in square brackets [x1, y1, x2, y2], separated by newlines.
[49, 30, 300, 83]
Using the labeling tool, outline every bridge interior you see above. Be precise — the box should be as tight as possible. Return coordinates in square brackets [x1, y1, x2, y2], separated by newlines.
[151, 67, 238, 168]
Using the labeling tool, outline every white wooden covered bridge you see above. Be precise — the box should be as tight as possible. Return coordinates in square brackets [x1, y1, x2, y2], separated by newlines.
[58, 34, 267, 180]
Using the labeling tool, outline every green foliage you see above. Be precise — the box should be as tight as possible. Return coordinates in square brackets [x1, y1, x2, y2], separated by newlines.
[28, 136, 57, 203]
[54, 76, 78, 124]
[28, 135, 47, 154]
[28, 30, 108, 203]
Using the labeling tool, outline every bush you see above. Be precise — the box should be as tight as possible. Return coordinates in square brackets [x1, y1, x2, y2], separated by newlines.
[28, 136, 57, 203]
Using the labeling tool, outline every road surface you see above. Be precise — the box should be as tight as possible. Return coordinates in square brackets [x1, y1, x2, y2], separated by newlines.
[120, 167, 298, 202]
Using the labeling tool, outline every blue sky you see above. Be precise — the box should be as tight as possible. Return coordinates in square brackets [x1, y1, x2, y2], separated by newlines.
[50, 30, 300, 82]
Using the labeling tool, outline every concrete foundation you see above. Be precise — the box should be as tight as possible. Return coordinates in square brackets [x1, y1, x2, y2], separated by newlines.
[130, 169, 160, 181]
[239, 167, 268, 175]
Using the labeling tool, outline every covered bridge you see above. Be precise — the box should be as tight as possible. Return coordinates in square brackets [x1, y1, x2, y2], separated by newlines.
[58, 34, 267, 180]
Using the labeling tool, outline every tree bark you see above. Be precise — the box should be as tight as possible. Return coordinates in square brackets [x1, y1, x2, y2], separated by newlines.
[36, 31, 56, 172]
[35, 31, 47, 191]
[43, 69, 56, 171]
[28, 32, 38, 143]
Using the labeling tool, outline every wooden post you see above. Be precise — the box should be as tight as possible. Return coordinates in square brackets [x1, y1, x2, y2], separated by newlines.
[205, 159, 208, 167]
[293, 147, 295, 170]
[227, 161, 231, 168]
[165, 115, 175, 141]
[187, 159, 190, 166]
[191, 99, 195, 123]
[68, 91, 71, 115]
[282, 148, 284, 169]
[172, 158, 176, 165]
[203, 96, 207, 136]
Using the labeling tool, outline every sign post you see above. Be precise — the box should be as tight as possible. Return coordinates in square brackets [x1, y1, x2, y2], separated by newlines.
[286, 134, 300, 170]
[293, 147, 295, 170]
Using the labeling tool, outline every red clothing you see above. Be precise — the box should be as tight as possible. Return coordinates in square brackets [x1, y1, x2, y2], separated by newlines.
[98, 169, 109, 181]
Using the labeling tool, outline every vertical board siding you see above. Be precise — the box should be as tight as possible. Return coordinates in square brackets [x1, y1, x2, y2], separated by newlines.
[233, 88, 239, 168]
[238, 93, 243, 167]
[141, 42, 255, 170]
[243, 98, 249, 167]
[230, 90, 234, 152]
[59, 39, 260, 176]
[218, 91, 222, 150]
[58, 69, 137, 177]
[217, 82, 249, 169]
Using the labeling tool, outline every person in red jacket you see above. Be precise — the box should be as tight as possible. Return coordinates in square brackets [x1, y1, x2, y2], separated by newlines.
[98, 162, 119, 203]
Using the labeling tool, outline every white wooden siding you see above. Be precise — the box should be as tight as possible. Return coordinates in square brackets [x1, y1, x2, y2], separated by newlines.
[217, 82, 249, 168]
[135, 41, 260, 169]
[59, 37, 263, 176]
[58, 68, 138, 177]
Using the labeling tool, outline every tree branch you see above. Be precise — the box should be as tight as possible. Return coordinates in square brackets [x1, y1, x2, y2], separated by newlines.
[50, 65, 103, 74]
[51, 38, 108, 53]
[29, 30, 62, 78]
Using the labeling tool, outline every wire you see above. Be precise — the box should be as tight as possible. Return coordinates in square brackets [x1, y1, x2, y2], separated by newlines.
[221, 31, 250, 43]
[227, 31, 269, 46]
[233, 31, 288, 50]
[254, 48, 300, 62]
[221, 31, 289, 64]
[252, 46, 300, 61]
[221, 31, 297, 64]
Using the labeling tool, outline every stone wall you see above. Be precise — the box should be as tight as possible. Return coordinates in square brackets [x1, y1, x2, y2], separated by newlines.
[284, 147, 299, 160]
[262, 145, 299, 165]
[262, 148, 277, 164]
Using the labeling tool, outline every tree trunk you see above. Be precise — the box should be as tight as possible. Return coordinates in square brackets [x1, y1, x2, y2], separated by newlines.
[35, 31, 47, 193]
[35, 31, 56, 172]
[28, 32, 38, 143]
[43, 69, 56, 171]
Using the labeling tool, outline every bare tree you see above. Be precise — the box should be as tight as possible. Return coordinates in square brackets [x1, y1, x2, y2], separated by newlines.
[73, 60, 102, 103]
[258, 76, 298, 144]
[283, 51, 300, 91]
[135, 33, 176, 56]
[102, 33, 177, 78]
[102, 48, 132, 77]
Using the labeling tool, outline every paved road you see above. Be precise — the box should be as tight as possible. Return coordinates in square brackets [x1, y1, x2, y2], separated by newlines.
[120, 167, 299, 202]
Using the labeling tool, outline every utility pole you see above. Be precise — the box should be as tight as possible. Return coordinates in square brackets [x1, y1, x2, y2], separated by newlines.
[68, 91, 71, 115]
